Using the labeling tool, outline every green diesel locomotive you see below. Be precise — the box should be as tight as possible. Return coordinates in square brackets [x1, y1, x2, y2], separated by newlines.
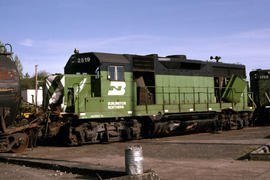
[250, 69, 270, 125]
[43, 51, 254, 145]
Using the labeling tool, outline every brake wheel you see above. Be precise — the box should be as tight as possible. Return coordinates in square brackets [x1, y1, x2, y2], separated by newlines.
[10, 133, 29, 153]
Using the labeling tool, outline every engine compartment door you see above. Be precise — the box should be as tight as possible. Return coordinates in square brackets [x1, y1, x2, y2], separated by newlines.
[222, 74, 247, 103]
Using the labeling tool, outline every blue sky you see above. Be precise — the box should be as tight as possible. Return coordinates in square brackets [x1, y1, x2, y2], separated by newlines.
[1, 0, 270, 77]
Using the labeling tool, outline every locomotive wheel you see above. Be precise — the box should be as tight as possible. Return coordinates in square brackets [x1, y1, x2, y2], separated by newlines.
[10, 133, 29, 153]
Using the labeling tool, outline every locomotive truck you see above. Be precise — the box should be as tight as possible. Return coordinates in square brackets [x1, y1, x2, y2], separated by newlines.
[42, 51, 255, 145]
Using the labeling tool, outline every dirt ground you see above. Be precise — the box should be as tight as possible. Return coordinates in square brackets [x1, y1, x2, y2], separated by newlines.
[2, 126, 270, 179]
[0, 162, 96, 180]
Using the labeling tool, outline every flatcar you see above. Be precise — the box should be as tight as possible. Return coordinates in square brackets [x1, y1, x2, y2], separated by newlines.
[43, 51, 255, 145]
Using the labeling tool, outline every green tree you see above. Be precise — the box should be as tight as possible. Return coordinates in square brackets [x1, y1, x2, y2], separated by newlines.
[38, 71, 50, 80]
[20, 71, 50, 90]
[24, 73, 30, 78]
[0, 41, 4, 53]
[37, 70, 50, 88]
[20, 75, 34, 90]
[14, 55, 24, 77]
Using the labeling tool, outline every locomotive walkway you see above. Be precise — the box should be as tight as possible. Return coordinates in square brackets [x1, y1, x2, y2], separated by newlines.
[1, 126, 270, 179]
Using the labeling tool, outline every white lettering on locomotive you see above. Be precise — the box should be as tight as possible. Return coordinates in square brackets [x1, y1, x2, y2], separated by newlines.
[108, 101, 126, 109]
[72, 57, 91, 64]
[108, 81, 126, 96]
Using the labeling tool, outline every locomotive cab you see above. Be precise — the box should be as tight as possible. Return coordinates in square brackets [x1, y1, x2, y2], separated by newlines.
[44, 52, 132, 118]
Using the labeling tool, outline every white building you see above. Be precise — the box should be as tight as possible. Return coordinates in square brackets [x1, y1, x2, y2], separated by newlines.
[21, 88, 43, 106]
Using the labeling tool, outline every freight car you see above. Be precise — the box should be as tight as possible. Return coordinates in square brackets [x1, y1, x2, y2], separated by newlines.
[0, 44, 20, 127]
[0, 44, 39, 152]
[42, 51, 255, 145]
[250, 69, 270, 125]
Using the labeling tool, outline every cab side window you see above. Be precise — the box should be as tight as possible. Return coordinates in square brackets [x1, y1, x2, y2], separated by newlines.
[108, 66, 124, 81]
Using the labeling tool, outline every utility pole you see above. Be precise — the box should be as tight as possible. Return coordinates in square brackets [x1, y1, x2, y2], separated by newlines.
[35, 65, 38, 113]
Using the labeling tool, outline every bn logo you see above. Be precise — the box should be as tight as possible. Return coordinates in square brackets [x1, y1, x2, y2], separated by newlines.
[108, 82, 126, 96]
